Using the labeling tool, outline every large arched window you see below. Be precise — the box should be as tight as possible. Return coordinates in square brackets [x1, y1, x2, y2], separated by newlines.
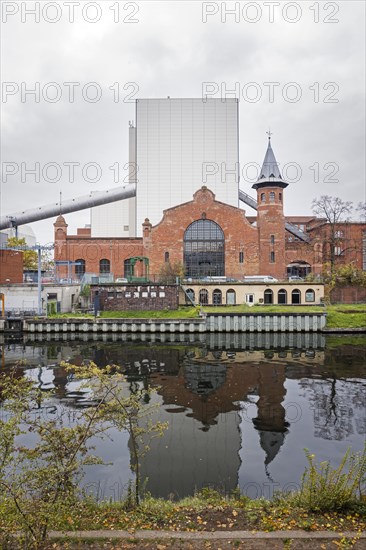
[99, 259, 110, 274]
[278, 289, 287, 304]
[184, 219, 225, 278]
[199, 288, 209, 305]
[212, 288, 222, 305]
[75, 259, 85, 277]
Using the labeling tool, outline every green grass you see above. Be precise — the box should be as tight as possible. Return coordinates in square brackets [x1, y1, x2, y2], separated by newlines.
[202, 305, 325, 314]
[48, 304, 365, 329]
[326, 304, 366, 329]
[99, 307, 199, 319]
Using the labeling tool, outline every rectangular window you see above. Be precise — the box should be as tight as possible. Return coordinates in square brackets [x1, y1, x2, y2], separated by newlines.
[270, 235, 275, 245]
[239, 251, 244, 263]
[335, 230, 344, 238]
[270, 251, 275, 263]
[245, 294, 254, 304]
[334, 246, 343, 256]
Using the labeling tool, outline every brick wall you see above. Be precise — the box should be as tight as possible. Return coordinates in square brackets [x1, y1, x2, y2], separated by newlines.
[54, 215, 143, 278]
[92, 284, 179, 311]
[330, 285, 366, 304]
[143, 186, 260, 278]
[0, 250, 24, 284]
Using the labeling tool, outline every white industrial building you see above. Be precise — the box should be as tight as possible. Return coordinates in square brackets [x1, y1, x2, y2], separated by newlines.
[91, 98, 239, 237]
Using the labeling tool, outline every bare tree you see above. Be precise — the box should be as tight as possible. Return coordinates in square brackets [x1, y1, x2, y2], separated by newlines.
[312, 196, 354, 272]
[356, 201, 366, 221]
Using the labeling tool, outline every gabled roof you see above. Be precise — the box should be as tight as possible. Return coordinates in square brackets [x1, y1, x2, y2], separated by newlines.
[252, 138, 288, 190]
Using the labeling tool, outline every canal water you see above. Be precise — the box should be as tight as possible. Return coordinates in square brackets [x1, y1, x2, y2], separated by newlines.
[1, 333, 365, 501]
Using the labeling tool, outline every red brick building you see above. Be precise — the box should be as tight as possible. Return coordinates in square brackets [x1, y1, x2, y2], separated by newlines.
[54, 140, 366, 282]
[0, 249, 24, 284]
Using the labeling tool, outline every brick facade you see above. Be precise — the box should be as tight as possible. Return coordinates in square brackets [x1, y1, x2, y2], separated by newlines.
[143, 187, 259, 278]
[330, 285, 366, 304]
[53, 186, 366, 283]
[54, 216, 143, 279]
[0, 250, 24, 284]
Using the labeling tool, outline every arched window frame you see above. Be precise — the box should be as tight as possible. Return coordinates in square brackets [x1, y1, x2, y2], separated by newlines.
[75, 259, 85, 277]
[212, 288, 222, 305]
[99, 258, 110, 274]
[264, 289, 273, 304]
[305, 288, 315, 302]
[278, 288, 287, 304]
[199, 288, 209, 305]
[184, 219, 225, 278]
[185, 288, 195, 305]
[291, 289, 301, 304]
[226, 289, 236, 305]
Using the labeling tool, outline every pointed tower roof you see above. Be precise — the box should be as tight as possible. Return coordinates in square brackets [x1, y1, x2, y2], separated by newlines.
[252, 135, 288, 190]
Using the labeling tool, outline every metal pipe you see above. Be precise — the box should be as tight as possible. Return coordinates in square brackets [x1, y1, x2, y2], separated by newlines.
[0, 184, 137, 230]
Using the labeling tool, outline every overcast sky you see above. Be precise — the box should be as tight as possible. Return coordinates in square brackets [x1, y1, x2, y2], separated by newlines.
[1, 0, 365, 244]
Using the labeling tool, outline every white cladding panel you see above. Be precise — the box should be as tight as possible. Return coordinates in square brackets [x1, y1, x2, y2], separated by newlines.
[136, 99, 239, 235]
[91, 199, 133, 238]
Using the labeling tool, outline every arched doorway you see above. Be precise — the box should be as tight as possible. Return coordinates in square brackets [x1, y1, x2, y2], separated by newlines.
[264, 289, 273, 304]
[199, 289, 209, 305]
[278, 289, 287, 304]
[212, 289, 222, 305]
[291, 289, 301, 304]
[184, 219, 225, 277]
[185, 288, 195, 305]
[226, 289, 236, 305]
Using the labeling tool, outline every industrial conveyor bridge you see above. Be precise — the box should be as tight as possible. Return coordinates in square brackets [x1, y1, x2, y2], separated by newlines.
[1, 184, 309, 242]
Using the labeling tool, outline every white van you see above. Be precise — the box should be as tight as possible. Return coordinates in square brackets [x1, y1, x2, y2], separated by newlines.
[243, 275, 278, 283]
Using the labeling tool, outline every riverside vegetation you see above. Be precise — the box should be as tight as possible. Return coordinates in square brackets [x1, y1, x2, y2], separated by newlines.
[0, 364, 365, 549]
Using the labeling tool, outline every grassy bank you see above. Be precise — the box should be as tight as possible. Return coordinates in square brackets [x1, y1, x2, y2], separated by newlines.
[2, 486, 365, 541]
[325, 304, 366, 329]
[48, 304, 366, 329]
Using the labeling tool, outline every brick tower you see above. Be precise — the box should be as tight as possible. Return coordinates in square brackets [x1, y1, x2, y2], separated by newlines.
[252, 135, 288, 279]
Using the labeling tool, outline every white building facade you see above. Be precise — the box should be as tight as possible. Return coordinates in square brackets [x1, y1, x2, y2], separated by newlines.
[91, 98, 239, 237]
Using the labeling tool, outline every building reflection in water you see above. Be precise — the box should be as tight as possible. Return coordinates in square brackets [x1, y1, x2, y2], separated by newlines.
[2, 334, 365, 500]
[252, 364, 289, 480]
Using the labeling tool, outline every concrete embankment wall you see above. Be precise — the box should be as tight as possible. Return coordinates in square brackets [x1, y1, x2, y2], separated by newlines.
[10, 313, 328, 334]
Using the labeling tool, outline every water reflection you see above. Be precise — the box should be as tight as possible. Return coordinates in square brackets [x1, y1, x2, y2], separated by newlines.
[1, 333, 365, 500]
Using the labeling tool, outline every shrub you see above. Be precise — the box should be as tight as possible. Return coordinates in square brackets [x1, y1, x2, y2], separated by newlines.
[292, 445, 366, 512]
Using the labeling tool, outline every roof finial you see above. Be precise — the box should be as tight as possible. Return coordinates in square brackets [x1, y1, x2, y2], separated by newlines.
[266, 128, 273, 140]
